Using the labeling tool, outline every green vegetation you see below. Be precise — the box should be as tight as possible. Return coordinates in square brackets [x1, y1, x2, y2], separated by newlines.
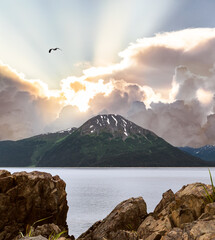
[21, 216, 53, 237]
[19, 216, 67, 239]
[0, 130, 74, 167]
[202, 169, 215, 203]
[37, 129, 208, 167]
[48, 230, 67, 240]
[0, 115, 212, 167]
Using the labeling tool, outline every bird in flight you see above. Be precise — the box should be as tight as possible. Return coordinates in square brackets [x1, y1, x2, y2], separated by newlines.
[49, 48, 62, 53]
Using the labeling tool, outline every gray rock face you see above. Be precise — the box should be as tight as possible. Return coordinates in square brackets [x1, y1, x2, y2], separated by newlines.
[0, 170, 68, 240]
[77, 197, 147, 240]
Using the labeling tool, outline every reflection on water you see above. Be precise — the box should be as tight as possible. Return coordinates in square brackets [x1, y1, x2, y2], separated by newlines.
[3, 167, 214, 237]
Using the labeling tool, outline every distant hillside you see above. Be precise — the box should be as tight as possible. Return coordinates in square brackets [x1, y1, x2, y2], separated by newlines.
[179, 145, 215, 162]
[37, 114, 211, 167]
[0, 128, 76, 166]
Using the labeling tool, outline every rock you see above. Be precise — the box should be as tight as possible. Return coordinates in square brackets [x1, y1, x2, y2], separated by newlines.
[137, 183, 209, 239]
[19, 236, 48, 240]
[137, 214, 172, 239]
[158, 183, 215, 240]
[197, 233, 215, 240]
[77, 197, 147, 240]
[188, 216, 215, 239]
[0, 170, 68, 240]
[109, 230, 138, 240]
[76, 182, 215, 240]
[171, 207, 195, 228]
[173, 182, 208, 219]
[204, 202, 215, 215]
[167, 183, 210, 229]
[162, 215, 215, 239]
[32, 223, 62, 238]
[145, 232, 163, 240]
[154, 189, 175, 215]
[160, 228, 185, 240]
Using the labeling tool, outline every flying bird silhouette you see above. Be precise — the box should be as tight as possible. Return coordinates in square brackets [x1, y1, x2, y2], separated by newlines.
[49, 48, 62, 53]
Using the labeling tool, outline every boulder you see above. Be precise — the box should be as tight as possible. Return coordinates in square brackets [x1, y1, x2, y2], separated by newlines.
[138, 182, 215, 240]
[167, 183, 210, 228]
[187, 215, 215, 239]
[0, 170, 68, 240]
[137, 214, 172, 239]
[77, 197, 147, 240]
[31, 223, 61, 238]
[161, 216, 215, 239]
[153, 189, 175, 215]
[160, 228, 185, 240]
[173, 183, 207, 218]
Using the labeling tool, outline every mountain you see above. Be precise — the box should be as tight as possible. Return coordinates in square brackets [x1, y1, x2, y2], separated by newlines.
[0, 128, 76, 166]
[37, 114, 212, 167]
[179, 145, 215, 162]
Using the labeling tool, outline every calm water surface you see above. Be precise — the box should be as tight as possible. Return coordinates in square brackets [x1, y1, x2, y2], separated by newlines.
[3, 167, 215, 237]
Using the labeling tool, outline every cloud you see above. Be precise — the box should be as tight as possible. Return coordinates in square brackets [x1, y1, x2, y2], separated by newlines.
[127, 100, 209, 147]
[69, 28, 215, 105]
[203, 114, 215, 144]
[84, 28, 215, 147]
[0, 63, 62, 140]
[88, 80, 159, 115]
[70, 81, 86, 93]
[81, 28, 215, 89]
[124, 64, 215, 147]
[46, 105, 93, 132]
[2, 28, 215, 147]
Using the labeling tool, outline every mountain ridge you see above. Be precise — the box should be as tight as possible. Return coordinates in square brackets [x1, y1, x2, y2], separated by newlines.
[179, 145, 215, 162]
[37, 114, 212, 167]
[0, 127, 76, 166]
[0, 114, 213, 167]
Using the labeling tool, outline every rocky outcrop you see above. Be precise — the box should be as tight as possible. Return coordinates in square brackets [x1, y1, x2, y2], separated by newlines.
[77, 182, 215, 240]
[2, 169, 215, 240]
[77, 197, 147, 240]
[161, 215, 215, 240]
[0, 170, 68, 240]
[137, 182, 214, 240]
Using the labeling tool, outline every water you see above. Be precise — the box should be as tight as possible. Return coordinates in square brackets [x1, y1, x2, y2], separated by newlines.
[2, 167, 214, 237]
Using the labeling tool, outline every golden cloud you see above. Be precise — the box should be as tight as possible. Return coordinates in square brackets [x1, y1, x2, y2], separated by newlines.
[70, 81, 86, 92]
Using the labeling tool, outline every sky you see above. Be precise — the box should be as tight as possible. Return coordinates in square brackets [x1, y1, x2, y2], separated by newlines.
[1, 0, 215, 147]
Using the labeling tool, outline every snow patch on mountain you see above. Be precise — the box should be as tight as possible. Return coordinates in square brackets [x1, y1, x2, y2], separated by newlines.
[79, 114, 157, 141]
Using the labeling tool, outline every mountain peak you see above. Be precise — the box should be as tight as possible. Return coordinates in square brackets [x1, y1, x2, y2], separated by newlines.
[79, 114, 156, 140]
